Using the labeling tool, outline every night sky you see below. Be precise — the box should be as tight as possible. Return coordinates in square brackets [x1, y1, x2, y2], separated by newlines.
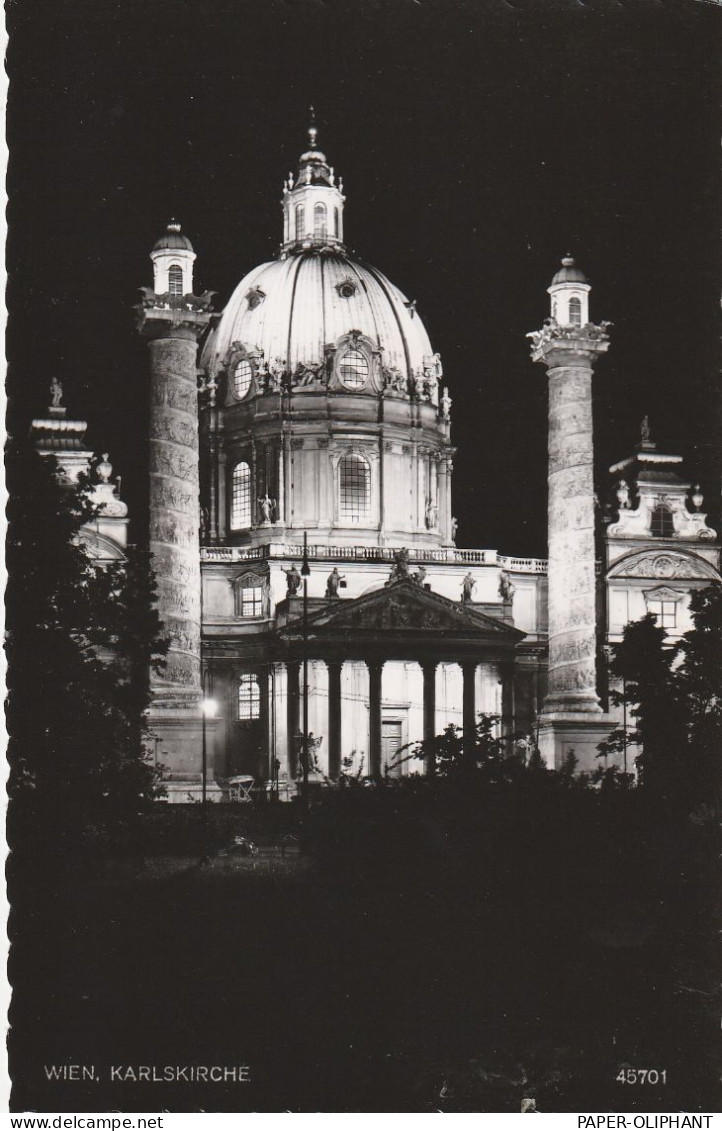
[7, 0, 720, 557]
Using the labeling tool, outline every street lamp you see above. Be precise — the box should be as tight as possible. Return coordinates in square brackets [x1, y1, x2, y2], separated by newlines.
[201, 667, 217, 806]
[301, 532, 311, 804]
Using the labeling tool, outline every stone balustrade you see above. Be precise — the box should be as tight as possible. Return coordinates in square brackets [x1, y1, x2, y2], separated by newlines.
[200, 543, 548, 573]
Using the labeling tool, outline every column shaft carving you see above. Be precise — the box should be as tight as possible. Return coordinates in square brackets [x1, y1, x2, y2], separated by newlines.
[147, 335, 204, 698]
[545, 360, 601, 713]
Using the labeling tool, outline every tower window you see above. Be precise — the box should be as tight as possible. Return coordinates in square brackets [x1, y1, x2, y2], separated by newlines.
[334, 208, 339, 238]
[233, 358, 253, 399]
[295, 204, 305, 239]
[168, 264, 183, 296]
[231, 461, 252, 530]
[338, 348, 369, 390]
[238, 673, 261, 720]
[651, 505, 675, 538]
[569, 296, 582, 326]
[314, 202, 327, 237]
[339, 454, 370, 522]
[647, 599, 677, 629]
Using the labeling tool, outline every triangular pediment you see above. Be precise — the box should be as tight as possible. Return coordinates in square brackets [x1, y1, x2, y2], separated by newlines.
[279, 579, 524, 641]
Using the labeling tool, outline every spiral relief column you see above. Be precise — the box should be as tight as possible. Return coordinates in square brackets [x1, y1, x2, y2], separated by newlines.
[529, 257, 612, 771]
[137, 222, 213, 797]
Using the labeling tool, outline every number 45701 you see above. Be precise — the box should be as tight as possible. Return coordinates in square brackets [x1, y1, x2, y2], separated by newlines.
[616, 1069, 667, 1085]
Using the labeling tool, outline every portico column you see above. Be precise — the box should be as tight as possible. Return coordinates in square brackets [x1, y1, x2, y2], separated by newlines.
[421, 661, 437, 775]
[367, 661, 384, 778]
[500, 661, 515, 754]
[259, 666, 271, 782]
[286, 659, 300, 780]
[327, 661, 342, 782]
[277, 445, 285, 526]
[462, 660, 477, 759]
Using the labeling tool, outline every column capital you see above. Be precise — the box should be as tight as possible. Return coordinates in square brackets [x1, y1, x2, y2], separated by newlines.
[528, 323, 611, 369]
[136, 293, 213, 342]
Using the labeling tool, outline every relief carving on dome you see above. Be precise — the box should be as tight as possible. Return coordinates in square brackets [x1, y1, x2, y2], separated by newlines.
[246, 287, 266, 310]
[335, 277, 357, 299]
[382, 366, 408, 397]
[291, 360, 327, 389]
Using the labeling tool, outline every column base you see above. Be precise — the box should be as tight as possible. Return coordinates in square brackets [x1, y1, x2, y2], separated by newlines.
[148, 697, 221, 803]
[537, 712, 614, 773]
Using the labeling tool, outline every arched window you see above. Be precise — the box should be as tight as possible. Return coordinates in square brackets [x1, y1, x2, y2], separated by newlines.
[651, 505, 675, 538]
[339, 454, 370, 523]
[233, 358, 253, 399]
[338, 348, 369, 390]
[231, 462, 252, 530]
[168, 264, 183, 296]
[334, 208, 339, 238]
[238, 673, 260, 720]
[314, 202, 327, 237]
[295, 204, 305, 240]
[569, 296, 582, 326]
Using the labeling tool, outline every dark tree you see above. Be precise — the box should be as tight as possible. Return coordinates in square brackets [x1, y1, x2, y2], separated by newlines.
[6, 441, 168, 839]
[675, 585, 722, 809]
[600, 587, 722, 807]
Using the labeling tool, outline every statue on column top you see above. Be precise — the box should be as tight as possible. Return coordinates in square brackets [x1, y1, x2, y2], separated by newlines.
[616, 479, 630, 510]
[50, 377, 64, 409]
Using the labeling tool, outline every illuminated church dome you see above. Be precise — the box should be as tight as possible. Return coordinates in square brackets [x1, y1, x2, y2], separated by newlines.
[200, 124, 439, 398]
[198, 124, 453, 552]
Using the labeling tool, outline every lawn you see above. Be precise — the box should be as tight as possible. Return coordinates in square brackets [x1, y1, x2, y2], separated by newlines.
[8, 798, 720, 1113]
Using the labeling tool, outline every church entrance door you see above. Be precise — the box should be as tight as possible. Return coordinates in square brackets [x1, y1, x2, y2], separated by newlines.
[381, 719, 404, 777]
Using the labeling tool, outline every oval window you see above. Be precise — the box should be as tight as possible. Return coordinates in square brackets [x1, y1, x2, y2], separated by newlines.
[233, 359, 253, 399]
[339, 349, 369, 390]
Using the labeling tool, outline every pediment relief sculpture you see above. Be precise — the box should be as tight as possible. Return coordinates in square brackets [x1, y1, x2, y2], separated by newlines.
[611, 550, 718, 581]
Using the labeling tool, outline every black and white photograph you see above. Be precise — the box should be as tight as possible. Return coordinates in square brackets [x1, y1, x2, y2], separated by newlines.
[6, 0, 721, 1115]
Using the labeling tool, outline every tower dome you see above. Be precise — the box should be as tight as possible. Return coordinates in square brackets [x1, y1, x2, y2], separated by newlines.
[152, 219, 194, 253]
[551, 254, 587, 286]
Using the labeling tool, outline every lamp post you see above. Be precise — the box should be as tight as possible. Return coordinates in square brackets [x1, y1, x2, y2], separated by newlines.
[301, 533, 311, 805]
[201, 667, 217, 806]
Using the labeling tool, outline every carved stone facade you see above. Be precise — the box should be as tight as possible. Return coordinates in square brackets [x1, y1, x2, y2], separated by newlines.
[605, 434, 721, 647]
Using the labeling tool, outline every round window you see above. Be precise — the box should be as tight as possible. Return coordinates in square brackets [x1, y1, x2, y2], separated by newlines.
[339, 349, 369, 390]
[233, 359, 253, 399]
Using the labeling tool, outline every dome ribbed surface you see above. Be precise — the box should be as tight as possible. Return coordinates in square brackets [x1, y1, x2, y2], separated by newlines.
[201, 249, 433, 378]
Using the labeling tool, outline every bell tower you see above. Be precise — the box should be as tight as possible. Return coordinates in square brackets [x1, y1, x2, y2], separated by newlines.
[528, 256, 613, 770]
[137, 221, 214, 797]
